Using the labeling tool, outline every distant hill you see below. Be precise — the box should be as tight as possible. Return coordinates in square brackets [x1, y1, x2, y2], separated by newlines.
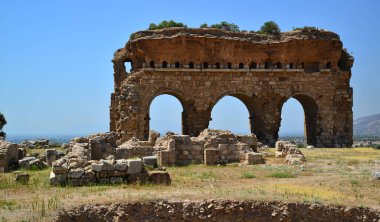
[354, 113, 380, 136]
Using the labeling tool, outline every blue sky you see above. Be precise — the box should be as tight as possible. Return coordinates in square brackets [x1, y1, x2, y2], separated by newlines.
[1, 0, 379, 137]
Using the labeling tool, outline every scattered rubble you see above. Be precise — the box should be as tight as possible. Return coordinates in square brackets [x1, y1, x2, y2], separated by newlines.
[275, 141, 306, 165]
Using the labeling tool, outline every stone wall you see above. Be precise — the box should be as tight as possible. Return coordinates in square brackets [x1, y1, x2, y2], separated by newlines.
[110, 28, 354, 148]
[156, 129, 262, 166]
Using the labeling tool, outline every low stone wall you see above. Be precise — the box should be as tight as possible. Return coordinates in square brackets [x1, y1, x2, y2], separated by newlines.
[156, 129, 263, 166]
[53, 200, 380, 222]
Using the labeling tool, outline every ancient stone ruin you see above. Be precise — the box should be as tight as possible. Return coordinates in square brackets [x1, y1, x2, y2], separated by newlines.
[110, 28, 354, 148]
[49, 129, 263, 186]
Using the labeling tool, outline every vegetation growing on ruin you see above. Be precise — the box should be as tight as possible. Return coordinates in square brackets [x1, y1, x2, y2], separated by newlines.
[0, 112, 6, 138]
[200, 21, 240, 32]
[257, 21, 281, 35]
[129, 20, 329, 40]
[148, 20, 187, 30]
[292, 26, 321, 32]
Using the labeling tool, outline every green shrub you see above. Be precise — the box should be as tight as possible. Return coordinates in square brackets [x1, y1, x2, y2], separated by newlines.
[210, 21, 240, 32]
[268, 171, 295, 178]
[242, 172, 256, 179]
[148, 20, 187, 30]
[199, 23, 208, 28]
[292, 26, 319, 32]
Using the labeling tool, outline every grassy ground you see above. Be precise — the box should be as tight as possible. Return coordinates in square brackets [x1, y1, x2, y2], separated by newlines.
[0, 148, 379, 221]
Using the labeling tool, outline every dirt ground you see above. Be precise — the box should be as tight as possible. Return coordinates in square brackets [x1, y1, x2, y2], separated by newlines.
[0, 148, 379, 221]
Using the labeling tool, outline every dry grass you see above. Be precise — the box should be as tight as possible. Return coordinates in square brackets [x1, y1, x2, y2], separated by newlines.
[0, 148, 379, 221]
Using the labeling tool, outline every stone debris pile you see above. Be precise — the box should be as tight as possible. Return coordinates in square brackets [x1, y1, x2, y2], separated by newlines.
[275, 141, 306, 165]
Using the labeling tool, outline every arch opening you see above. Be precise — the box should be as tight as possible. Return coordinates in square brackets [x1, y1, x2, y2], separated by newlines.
[289, 63, 294, 69]
[239, 63, 244, 69]
[148, 94, 185, 137]
[209, 95, 253, 135]
[189, 62, 194, 69]
[203, 62, 209, 69]
[249, 62, 257, 69]
[279, 94, 318, 146]
[276, 62, 282, 69]
[149, 61, 155, 68]
[125, 60, 132, 73]
[162, 61, 168, 68]
[326, 61, 331, 69]
[227, 63, 232, 69]
[215, 62, 221, 69]
[175, 62, 180, 68]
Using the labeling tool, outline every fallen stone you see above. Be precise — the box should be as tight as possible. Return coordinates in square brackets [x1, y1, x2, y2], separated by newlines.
[14, 172, 29, 184]
[50, 171, 66, 185]
[373, 171, 380, 180]
[126, 158, 142, 174]
[46, 149, 59, 166]
[285, 154, 306, 165]
[114, 159, 128, 171]
[143, 156, 157, 167]
[148, 171, 171, 185]
[307, 145, 315, 149]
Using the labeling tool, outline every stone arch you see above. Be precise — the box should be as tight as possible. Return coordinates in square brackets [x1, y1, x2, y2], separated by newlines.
[149, 61, 155, 68]
[227, 62, 232, 69]
[162, 61, 168, 68]
[189, 62, 194, 69]
[209, 92, 256, 134]
[175, 61, 180, 68]
[142, 89, 190, 140]
[239, 63, 244, 69]
[215, 62, 221, 69]
[203, 62, 209, 69]
[279, 93, 319, 146]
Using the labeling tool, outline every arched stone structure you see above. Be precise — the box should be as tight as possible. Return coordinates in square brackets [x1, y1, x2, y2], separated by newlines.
[110, 28, 354, 147]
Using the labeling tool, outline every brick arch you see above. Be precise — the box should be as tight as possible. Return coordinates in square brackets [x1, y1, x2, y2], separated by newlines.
[141, 89, 191, 140]
[278, 93, 320, 146]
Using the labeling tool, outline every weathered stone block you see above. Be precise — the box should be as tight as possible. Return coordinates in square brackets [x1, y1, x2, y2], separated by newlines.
[114, 159, 128, 171]
[148, 171, 171, 185]
[67, 168, 84, 179]
[143, 156, 157, 167]
[127, 159, 142, 174]
[242, 152, 265, 165]
[50, 171, 66, 185]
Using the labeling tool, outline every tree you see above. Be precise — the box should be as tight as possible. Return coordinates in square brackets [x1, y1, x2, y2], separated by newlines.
[210, 21, 240, 32]
[148, 20, 187, 30]
[259, 21, 281, 35]
[0, 112, 6, 138]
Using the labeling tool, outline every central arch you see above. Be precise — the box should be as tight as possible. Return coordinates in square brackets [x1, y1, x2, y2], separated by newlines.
[143, 90, 189, 140]
[209, 92, 255, 134]
[279, 93, 319, 146]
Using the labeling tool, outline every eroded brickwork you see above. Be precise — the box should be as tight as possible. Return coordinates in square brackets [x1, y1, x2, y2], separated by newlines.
[110, 28, 354, 147]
